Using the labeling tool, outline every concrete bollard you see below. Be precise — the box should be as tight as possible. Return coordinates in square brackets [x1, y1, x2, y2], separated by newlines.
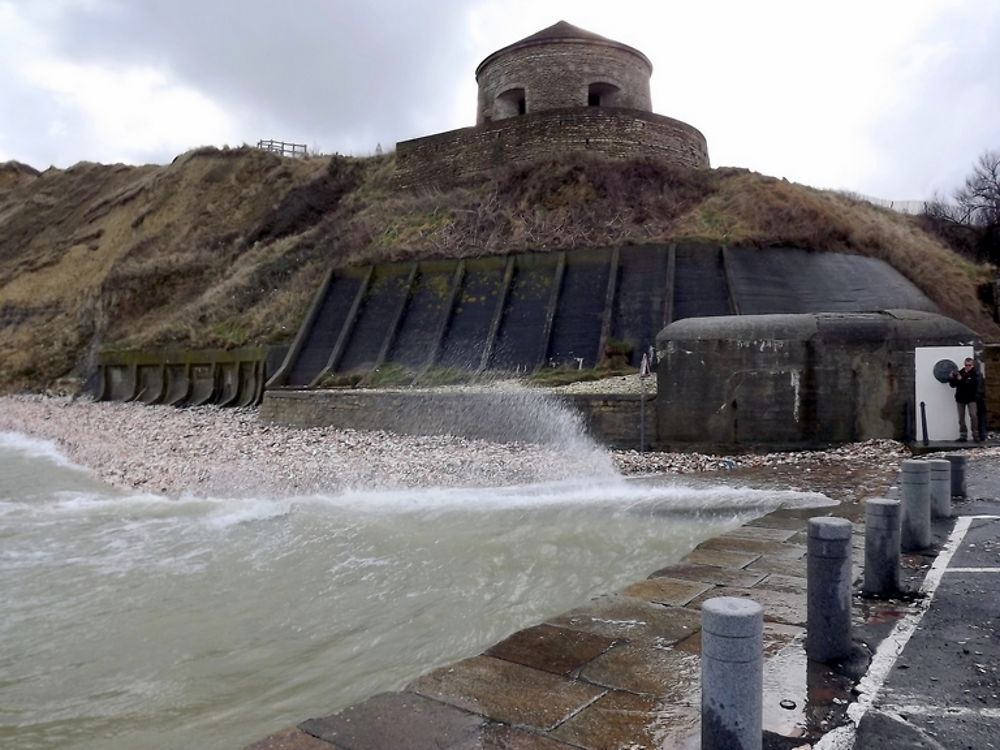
[701, 597, 763, 750]
[900, 460, 931, 551]
[863, 498, 901, 597]
[928, 459, 952, 519]
[945, 454, 967, 499]
[807, 517, 853, 663]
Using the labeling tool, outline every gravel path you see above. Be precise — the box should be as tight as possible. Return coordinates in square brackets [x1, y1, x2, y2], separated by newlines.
[0, 394, 954, 500]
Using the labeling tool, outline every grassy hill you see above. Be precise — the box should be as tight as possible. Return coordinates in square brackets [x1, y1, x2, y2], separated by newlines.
[0, 147, 996, 392]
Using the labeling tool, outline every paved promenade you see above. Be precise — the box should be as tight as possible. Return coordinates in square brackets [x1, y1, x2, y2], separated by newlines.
[245, 454, 1000, 750]
[846, 459, 1000, 750]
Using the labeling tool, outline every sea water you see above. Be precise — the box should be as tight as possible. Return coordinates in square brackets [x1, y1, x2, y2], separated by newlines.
[0, 431, 829, 749]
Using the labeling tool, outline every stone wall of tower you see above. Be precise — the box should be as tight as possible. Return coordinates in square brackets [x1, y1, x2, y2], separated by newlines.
[476, 40, 652, 124]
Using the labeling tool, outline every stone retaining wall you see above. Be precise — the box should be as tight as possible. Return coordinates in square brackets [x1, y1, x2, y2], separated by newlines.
[395, 107, 709, 188]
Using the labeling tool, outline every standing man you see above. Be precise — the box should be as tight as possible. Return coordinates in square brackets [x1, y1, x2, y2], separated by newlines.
[949, 357, 981, 442]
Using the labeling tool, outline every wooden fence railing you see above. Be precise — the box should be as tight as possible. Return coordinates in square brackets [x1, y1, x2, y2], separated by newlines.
[256, 139, 308, 158]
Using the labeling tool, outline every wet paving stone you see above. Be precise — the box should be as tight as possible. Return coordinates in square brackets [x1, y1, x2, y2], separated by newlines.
[547, 594, 701, 644]
[450, 723, 582, 749]
[719, 526, 800, 542]
[745, 513, 814, 531]
[484, 623, 617, 676]
[550, 690, 700, 750]
[697, 535, 808, 559]
[647, 562, 766, 589]
[579, 640, 701, 696]
[674, 621, 804, 659]
[682, 548, 760, 568]
[298, 692, 485, 750]
[669, 620, 847, 739]
[620, 576, 712, 606]
[245, 727, 339, 750]
[756, 573, 808, 593]
[787, 528, 868, 549]
[746, 555, 808, 577]
[689, 585, 807, 626]
[761, 634, 853, 739]
[408, 655, 605, 731]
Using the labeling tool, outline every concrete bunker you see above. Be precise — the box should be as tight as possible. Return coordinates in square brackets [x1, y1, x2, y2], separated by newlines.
[654, 310, 981, 449]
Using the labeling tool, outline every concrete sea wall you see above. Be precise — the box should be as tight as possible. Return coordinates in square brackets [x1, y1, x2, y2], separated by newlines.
[270, 244, 939, 390]
[260, 388, 657, 450]
[96, 347, 285, 407]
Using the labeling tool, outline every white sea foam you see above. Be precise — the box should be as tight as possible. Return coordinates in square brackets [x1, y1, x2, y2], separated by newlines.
[201, 498, 294, 529]
[291, 476, 832, 515]
[0, 431, 84, 469]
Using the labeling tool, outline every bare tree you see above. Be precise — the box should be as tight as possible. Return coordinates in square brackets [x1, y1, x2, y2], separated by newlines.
[923, 150, 1000, 264]
[953, 150, 1000, 227]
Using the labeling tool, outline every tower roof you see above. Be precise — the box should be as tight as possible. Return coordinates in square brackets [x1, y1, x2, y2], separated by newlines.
[475, 20, 652, 78]
[517, 20, 614, 45]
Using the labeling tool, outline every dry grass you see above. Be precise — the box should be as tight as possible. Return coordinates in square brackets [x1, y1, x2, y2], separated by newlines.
[670, 171, 994, 331]
[342, 154, 719, 263]
[0, 148, 996, 392]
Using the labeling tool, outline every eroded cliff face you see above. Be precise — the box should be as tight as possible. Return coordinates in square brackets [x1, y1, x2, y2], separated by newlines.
[0, 147, 368, 391]
[0, 147, 995, 392]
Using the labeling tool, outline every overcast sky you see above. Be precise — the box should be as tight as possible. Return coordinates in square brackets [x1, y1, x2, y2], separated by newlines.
[1, 0, 997, 199]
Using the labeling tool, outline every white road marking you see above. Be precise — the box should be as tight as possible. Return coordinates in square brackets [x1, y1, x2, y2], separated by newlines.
[878, 704, 1000, 719]
[814, 515, 1000, 749]
[945, 567, 1000, 573]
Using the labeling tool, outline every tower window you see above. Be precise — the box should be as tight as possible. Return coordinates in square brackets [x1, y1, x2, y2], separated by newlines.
[496, 87, 527, 119]
[588, 82, 621, 108]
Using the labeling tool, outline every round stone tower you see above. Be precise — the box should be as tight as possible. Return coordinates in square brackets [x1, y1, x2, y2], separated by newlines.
[395, 20, 710, 186]
[476, 21, 653, 124]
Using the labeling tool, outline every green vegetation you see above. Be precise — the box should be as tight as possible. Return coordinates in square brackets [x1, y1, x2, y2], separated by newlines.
[527, 365, 636, 388]
[598, 337, 634, 370]
[315, 372, 363, 389]
[529, 336, 638, 387]
[361, 363, 415, 387]
[0, 147, 997, 393]
[414, 367, 475, 387]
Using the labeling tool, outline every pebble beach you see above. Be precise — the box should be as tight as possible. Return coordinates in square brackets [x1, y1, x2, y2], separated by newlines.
[0, 392, 939, 500]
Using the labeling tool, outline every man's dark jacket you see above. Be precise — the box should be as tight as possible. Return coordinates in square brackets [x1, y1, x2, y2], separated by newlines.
[950, 367, 980, 404]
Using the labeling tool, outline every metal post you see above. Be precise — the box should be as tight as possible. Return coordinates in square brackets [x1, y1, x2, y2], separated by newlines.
[900, 460, 931, 551]
[807, 517, 853, 663]
[701, 597, 763, 750]
[945, 454, 967, 499]
[863, 498, 901, 597]
[919, 401, 929, 446]
[928, 459, 952, 519]
[639, 351, 651, 452]
[639, 383, 646, 452]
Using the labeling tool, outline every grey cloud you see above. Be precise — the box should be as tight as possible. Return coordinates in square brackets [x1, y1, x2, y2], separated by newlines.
[35, 0, 480, 155]
[0, 49, 113, 168]
[865, 5, 1000, 198]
